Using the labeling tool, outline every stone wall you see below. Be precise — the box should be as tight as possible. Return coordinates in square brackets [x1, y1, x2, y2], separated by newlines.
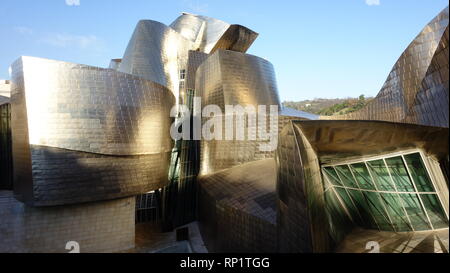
[0, 191, 135, 253]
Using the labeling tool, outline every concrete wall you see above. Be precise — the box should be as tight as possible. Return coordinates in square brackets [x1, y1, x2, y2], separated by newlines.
[0, 191, 135, 253]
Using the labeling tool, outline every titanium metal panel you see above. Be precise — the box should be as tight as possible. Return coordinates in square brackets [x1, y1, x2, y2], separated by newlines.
[405, 25, 449, 127]
[195, 50, 282, 175]
[198, 159, 277, 252]
[108, 59, 122, 70]
[196, 50, 280, 108]
[294, 120, 449, 165]
[119, 20, 196, 100]
[276, 121, 326, 253]
[170, 13, 206, 43]
[210, 24, 258, 54]
[120, 15, 259, 103]
[324, 7, 449, 128]
[13, 56, 174, 155]
[170, 13, 230, 53]
[10, 56, 174, 206]
[185, 50, 209, 92]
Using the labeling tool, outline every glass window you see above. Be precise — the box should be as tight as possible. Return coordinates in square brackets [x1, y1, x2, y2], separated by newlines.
[364, 191, 394, 231]
[380, 193, 411, 231]
[335, 165, 358, 188]
[400, 194, 431, 231]
[350, 163, 375, 190]
[420, 194, 448, 229]
[335, 188, 362, 225]
[404, 153, 435, 192]
[347, 189, 378, 229]
[321, 151, 448, 233]
[367, 159, 396, 191]
[179, 69, 186, 80]
[325, 190, 353, 235]
[385, 156, 415, 192]
[323, 167, 342, 186]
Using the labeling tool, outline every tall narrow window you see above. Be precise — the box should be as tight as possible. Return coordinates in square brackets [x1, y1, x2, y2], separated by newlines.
[180, 69, 186, 80]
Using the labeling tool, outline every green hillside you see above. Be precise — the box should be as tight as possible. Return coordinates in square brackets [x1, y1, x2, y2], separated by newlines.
[282, 95, 373, 116]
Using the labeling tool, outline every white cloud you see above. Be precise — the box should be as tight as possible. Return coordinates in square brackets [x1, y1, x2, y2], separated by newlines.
[365, 0, 380, 6]
[40, 33, 101, 50]
[183, 0, 209, 14]
[65, 0, 80, 6]
[14, 26, 33, 35]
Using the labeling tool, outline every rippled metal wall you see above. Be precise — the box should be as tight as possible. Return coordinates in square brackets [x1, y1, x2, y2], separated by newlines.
[324, 7, 449, 128]
[10, 56, 175, 206]
[170, 13, 230, 54]
[120, 15, 259, 104]
[185, 51, 209, 93]
[195, 50, 282, 175]
[210, 25, 258, 54]
[119, 20, 195, 101]
[276, 122, 325, 253]
[196, 50, 280, 108]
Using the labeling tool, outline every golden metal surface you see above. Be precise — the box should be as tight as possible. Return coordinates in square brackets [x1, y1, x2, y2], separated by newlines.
[194, 50, 282, 175]
[10, 56, 175, 205]
[170, 13, 231, 53]
[12, 56, 174, 155]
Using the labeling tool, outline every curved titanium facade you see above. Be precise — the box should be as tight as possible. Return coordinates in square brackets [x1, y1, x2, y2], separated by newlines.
[170, 13, 230, 53]
[10, 56, 174, 206]
[209, 24, 258, 54]
[195, 50, 281, 175]
[119, 15, 258, 104]
[196, 50, 280, 108]
[119, 20, 195, 100]
[324, 7, 449, 128]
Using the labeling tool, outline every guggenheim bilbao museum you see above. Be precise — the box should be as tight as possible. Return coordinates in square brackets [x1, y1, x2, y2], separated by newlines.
[0, 7, 449, 253]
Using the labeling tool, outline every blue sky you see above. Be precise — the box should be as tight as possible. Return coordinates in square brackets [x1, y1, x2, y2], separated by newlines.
[0, 0, 448, 101]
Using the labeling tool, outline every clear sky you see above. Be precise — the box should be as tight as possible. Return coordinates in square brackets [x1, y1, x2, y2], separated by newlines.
[0, 0, 448, 101]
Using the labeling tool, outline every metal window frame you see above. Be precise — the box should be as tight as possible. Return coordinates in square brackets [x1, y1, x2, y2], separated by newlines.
[320, 148, 448, 232]
[349, 161, 396, 231]
[379, 159, 415, 231]
[416, 152, 449, 220]
[324, 165, 382, 230]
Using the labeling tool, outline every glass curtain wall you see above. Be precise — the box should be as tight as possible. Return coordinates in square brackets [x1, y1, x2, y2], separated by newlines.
[322, 151, 449, 232]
